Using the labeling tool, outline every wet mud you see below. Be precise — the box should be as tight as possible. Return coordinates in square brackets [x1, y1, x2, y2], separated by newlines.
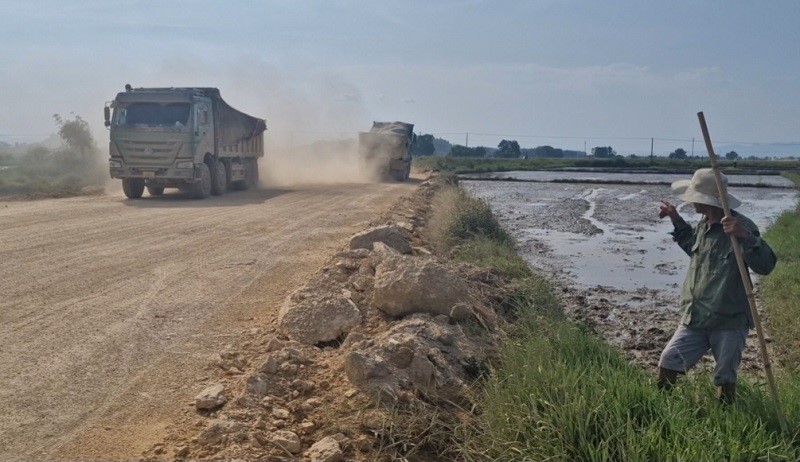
[463, 176, 797, 375]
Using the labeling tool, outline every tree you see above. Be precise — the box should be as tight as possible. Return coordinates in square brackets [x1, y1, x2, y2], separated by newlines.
[591, 146, 616, 158]
[449, 145, 487, 157]
[725, 150, 739, 160]
[526, 145, 563, 158]
[496, 139, 521, 158]
[412, 134, 435, 156]
[52, 113, 105, 183]
[53, 113, 96, 162]
[668, 148, 688, 159]
[432, 137, 452, 155]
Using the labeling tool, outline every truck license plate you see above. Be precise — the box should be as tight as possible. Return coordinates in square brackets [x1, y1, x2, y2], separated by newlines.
[142, 171, 155, 178]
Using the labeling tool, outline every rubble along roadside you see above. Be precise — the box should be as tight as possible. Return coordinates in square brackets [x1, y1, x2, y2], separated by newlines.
[141, 174, 521, 461]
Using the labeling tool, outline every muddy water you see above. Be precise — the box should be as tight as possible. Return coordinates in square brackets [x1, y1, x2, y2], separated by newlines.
[463, 175, 797, 372]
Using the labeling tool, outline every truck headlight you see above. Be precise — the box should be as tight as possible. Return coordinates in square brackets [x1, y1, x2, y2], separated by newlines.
[109, 159, 122, 168]
[176, 160, 194, 169]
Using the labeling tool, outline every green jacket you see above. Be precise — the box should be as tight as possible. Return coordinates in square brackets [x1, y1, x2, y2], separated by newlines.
[671, 210, 777, 330]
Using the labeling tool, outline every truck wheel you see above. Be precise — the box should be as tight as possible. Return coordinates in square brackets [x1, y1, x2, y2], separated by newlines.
[122, 178, 145, 199]
[191, 163, 212, 199]
[211, 160, 226, 196]
[146, 185, 164, 196]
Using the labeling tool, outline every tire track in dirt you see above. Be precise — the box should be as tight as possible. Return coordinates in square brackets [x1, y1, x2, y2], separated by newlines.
[0, 181, 416, 461]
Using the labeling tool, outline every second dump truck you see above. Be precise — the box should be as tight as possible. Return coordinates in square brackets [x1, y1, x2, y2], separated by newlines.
[105, 86, 266, 199]
[358, 121, 415, 182]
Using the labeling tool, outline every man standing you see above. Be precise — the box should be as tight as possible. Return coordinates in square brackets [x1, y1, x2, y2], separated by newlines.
[657, 168, 777, 403]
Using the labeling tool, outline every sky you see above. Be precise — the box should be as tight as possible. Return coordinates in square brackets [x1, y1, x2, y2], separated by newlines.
[1, 0, 799, 156]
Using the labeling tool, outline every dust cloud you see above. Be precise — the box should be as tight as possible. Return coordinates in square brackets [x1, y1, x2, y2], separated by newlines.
[149, 59, 382, 187]
[260, 138, 377, 187]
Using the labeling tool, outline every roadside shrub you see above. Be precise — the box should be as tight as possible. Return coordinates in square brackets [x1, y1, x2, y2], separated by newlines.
[0, 113, 105, 198]
[449, 193, 513, 244]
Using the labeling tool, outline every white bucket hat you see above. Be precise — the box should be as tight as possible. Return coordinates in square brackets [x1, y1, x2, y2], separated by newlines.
[671, 168, 741, 209]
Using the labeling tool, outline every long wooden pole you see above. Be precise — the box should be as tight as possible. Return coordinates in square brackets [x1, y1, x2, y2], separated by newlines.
[697, 111, 788, 434]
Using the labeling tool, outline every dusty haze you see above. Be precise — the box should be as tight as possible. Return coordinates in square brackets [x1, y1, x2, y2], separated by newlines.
[260, 138, 374, 187]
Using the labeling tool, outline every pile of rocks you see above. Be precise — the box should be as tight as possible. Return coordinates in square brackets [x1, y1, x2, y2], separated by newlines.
[149, 180, 509, 461]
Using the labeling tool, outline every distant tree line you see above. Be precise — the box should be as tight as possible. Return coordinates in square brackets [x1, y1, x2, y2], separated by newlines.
[407, 134, 792, 160]
[412, 134, 590, 159]
[667, 148, 739, 160]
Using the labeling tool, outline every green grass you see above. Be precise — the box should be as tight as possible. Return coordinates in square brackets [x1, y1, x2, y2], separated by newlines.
[763, 174, 800, 368]
[421, 176, 800, 461]
[465, 303, 800, 461]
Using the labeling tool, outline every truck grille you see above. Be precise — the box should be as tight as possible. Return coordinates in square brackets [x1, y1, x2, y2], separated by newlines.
[119, 140, 181, 166]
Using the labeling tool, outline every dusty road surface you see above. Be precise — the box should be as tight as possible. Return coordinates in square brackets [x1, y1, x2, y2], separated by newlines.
[0, 181, 416, 461]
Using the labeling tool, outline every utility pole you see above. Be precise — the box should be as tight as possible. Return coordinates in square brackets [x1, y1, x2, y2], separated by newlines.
[650, 137, 654, 164]
[465, 132, 469, 148]
[691, 137, 695, 157]
[584, 141, 587, 155]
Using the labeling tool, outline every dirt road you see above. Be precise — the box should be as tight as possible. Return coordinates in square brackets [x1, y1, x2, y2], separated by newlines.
[0, 181, 416, 461]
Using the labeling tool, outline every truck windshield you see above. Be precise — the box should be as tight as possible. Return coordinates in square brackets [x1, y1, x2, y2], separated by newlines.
[116, 102, 191, 128]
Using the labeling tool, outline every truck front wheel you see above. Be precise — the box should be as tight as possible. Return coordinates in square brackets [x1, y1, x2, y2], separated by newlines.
[122, 178, 145, 199]
[191, 163, 212, 199]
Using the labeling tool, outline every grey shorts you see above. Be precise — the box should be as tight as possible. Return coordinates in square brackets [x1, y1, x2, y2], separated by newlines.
[659, 324, 749, 386]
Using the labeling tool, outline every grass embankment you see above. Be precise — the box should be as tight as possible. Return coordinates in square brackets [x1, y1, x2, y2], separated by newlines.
[763, 172, 800, 367]
[414, 156, 797, 175]
[427, 176, 800, 461]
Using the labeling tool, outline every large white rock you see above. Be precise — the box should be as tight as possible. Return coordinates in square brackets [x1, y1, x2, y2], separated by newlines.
[306, 436, 344, 462]
[279, 289, 361, 345]
[194, 384, 227, 410]
[372, 256, 473, 319]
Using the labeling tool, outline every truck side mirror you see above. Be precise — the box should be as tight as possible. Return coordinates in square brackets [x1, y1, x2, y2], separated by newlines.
[104, 106, 111, 127]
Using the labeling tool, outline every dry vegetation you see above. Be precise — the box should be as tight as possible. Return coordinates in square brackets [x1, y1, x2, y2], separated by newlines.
[0, 114, 106, 198]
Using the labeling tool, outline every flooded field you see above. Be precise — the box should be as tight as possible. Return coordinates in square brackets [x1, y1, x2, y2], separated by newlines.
[463, 173, 798, 372]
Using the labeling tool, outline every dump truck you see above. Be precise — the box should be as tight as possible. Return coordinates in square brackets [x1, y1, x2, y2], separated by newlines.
[104, 86, 266, 199]
[358, 121, 415, 182]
